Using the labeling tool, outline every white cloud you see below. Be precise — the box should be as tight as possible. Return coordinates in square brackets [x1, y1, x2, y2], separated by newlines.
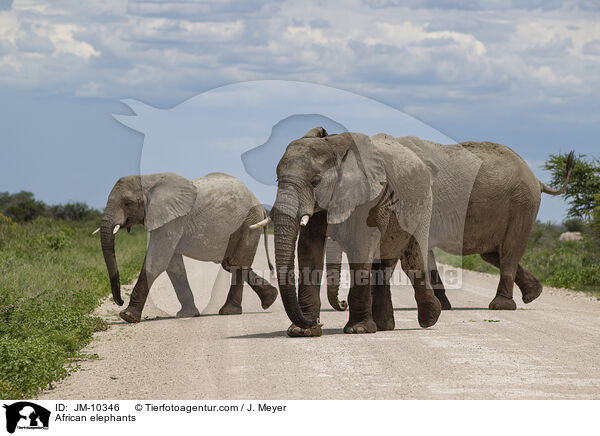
[0, 0, 598, 125]
[529, 65, 583, 87]
[49, 24, 100, 59]
[75, 81, 102, 97]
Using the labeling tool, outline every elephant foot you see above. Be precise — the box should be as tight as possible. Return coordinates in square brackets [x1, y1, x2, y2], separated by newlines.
[374, 317, 395, 331]
[219, 302, 243, 315]
[120, 307, 142, 323]
[417, 298, 442, 328]
[260, 286, 278, 310]
[343, 318, 377, 334]
[372, 304, 394, 331]
[489, 295, 517, 310]
[434, 290, 452, 310]
[176, 307, 200, 318]
[521, 281, 543, 304]
[287, 323, 322, 337]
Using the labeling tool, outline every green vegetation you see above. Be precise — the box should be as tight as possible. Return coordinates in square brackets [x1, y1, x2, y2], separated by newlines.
[0, 212, 146, 399]
[545, 152, 600, 233]
[435, 221, 600, 294]
[436, 153, 600, 295]
[0, 191, 101, 223]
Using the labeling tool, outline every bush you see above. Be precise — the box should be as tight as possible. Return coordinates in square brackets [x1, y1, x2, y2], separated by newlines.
[592, 193, 600, 237]
[0, 218, 147, 399]
[48, 202, 102, 222]
[563, 218, 586, 233]
[0, 192, 46, 223]
[435, 221, 600, 295]
[0, 192, 102, 223]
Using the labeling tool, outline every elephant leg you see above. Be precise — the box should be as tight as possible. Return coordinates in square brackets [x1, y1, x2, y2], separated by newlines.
[428, 250, 451, 310]
[218, 211, 255, 316]
[219, 204, 278, 314]
[166, 253, 200, 318]
[400, 236, 442, 328]
[489, 212, 537, 310]
[219, 265, 244, 315]
[287, 211, 327, 337]
[488, 262, 518, 310]
[121, 224, 183, 323]
[486, 249, 520, 310]
[344, 262, 377, 334]
[481, 253, 543, 304]
[246, 269, 278, 310]
[371, 258, 398, 331]
[518, 265, 543, 304]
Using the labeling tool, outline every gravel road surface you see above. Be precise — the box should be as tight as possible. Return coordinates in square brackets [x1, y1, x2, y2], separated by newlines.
[41, 236, 600, 399]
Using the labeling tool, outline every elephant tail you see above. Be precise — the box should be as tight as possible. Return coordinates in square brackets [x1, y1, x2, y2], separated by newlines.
[540, 150, 575, 196]
[263, 210, 274, 274]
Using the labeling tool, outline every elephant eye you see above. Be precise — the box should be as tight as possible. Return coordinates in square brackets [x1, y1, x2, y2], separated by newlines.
[311, 174, 322, 187]
[123, 199, 135, 206]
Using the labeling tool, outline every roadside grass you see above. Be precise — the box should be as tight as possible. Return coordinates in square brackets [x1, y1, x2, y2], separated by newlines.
[0, 215, 146, 399]
[434, 221, 600, 295]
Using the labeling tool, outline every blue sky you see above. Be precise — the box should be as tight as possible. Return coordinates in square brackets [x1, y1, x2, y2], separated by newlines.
[0, 0, 598, 221]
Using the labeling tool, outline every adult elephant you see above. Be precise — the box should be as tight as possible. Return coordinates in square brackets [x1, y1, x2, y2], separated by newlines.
[272, 127, 441, 337]
[399, 137, 574, 310]
[95, 172, 277, 323]
[327, 137, 575, 311]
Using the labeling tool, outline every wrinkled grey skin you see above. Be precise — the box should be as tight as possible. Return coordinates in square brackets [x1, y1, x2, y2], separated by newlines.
[329, 136, 574, 311]
[100, 172, 277, 323]
[272, 127, 441, 337]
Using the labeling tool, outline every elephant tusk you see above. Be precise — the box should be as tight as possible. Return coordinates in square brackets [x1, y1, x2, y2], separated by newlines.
[249, 217, 271, 229]
[300, 215, 309, 226]
[113, 225, 120, 235]
[92, 227, 100, 236]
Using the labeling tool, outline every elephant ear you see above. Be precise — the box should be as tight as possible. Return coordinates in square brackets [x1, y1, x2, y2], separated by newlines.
[326, 133, 386, 224]
[142, 173, 197, 231]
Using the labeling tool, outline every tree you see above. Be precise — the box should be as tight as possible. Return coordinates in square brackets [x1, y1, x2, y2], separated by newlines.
[0, 191, 47, 222]
[592, 193, 600, 236]
[48, 202, 101, 221]
[0, 192, 101, 222]
[544, 153, 600, 221]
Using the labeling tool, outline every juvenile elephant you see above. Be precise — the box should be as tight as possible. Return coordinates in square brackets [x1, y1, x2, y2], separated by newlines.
[327, 137, 574, 312]
[272, 127, 441, 337]
[96, 172, 278, 323]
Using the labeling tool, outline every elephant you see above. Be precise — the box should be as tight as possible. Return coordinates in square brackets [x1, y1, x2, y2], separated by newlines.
[96, 172, 278, 323]
[271, 127, 442, 337]
[327, 136, 575, 312]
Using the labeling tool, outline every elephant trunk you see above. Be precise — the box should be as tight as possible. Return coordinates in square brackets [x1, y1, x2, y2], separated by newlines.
[273, 210, 317, 329]
[100, 217, 124, 306]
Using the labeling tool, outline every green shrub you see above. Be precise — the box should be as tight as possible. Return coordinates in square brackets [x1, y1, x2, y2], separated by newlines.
[0, 191, 102, 223]
[563, 218, 586, 233]
[435, 221, 600, 295]
[0, 219, 147, 399]
[592, 193, 600, 237]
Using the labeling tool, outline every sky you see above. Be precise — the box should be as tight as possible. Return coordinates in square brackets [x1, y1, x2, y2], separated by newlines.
[0, 0, 599, 222]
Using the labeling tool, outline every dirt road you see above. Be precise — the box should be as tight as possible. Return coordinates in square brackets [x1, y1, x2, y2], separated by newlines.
[41, 236, 600, 399]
